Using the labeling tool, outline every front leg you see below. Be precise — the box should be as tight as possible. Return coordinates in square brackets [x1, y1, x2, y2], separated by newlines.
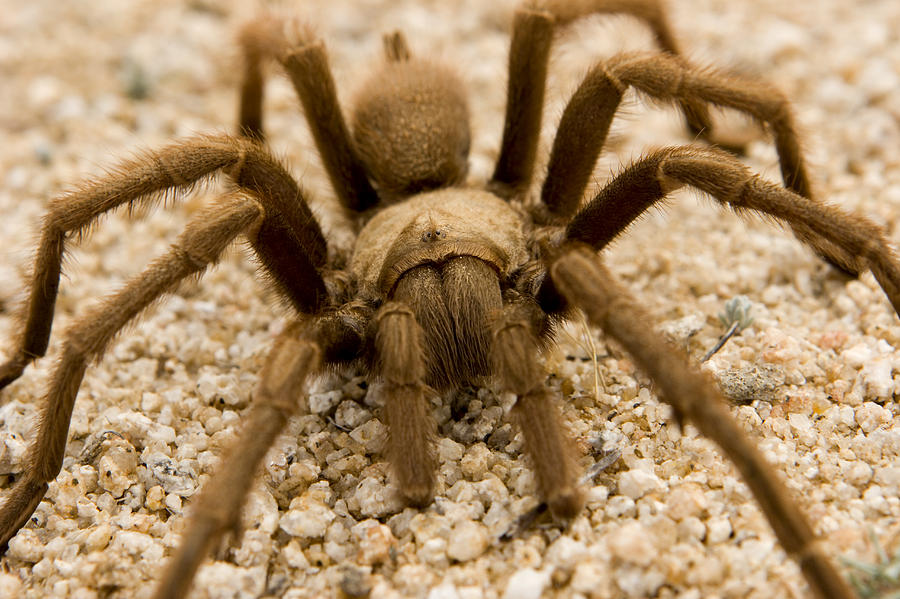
[550, 246, 855, 599]
[492, 298, 584, 518]
[152, 322, 322, 599]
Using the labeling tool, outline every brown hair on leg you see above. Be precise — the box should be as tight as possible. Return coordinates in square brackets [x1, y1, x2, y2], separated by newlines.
[555, 146, 900, 315]
[374, 302, 436, 506]
[492, 299, 583, 518]
[550, 247, 856, 599]
[489, 7, 554, 199]
[0, 135, 330, 391]
[281, 32, 379, 212]
[0, 196, 262, 550]
[540, 54, 815, 222]
[236, 17, 286, 140]
[152, 321, 322, 599]
[538, 0, 714, 138]
[383, 31, 411, 63]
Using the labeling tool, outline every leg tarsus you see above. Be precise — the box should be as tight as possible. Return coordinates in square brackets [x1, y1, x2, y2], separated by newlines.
[0, 477, 49, 553]
[0, 354, 28, 392]
[513, 390, 585, 519]
[492, 300, 584, 518]
[383, 383, 435, 506]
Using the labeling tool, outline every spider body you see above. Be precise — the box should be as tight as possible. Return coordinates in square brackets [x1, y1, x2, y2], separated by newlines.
[2, 3, 900, 599]
[353, 189, 528, 388]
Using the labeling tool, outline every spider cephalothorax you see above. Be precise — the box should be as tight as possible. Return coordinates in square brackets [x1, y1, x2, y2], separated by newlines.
[1, 3, 899, 599]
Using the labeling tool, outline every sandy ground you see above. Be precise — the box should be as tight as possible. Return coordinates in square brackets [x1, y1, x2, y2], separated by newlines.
[1, 1, 899, 598]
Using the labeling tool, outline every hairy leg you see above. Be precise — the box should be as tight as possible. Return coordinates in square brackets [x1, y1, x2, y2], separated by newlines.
[279, 25, 379, 212]
[540, 53, 812, 220]
[0, 195, 263, 550]
[549, 247, 855, 599]
[492, 296, 583, 517]
[0, 135, 327, 390]
[236, 18, 285, 140]
[551, 146, 900, 315]
[238, 18, 377, 211]
[374, 302, 436, 506]
[490, 0, 709, 197]
[151, 321, 322, 599]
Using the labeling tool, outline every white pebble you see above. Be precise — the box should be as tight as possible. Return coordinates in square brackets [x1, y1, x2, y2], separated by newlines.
[193, 562, 266, 599]
[110, 531, 163, 561]
[98, 446, 138, 498]
[280, 495, 336, 540]
[861, 358, 894, 399]
[334, 400, 371, 429]
[438, 438, 465, 463]
[863, 485, 890, 515]
[666, 483, 708, 521]
[6, 529, 44, 562]
[460, 444, 491, 479]
[843, 461, 873, 486]
[841, 343, 873, 368]
[352, 477, 404, 518]
[545, 536, 586, 570]
[874, 466, 900, 489]
[419, 537, 449, 565]
[605, 495, 636, 519]
[353, 519, 396, 565]
[446, 521, 489, 562]
[618, 469, 664, 499]
[428, 584, 461, 599]
[570, 562, 608, 594]
[0, 433, 27, 475]
[856, 402, 890, 433]
[0, 574, 22, 598]
[706, 516, 733, 544]
[349, 419, 387, 452]
[608, 522, 655, 566]
[502, 568, 550, 599]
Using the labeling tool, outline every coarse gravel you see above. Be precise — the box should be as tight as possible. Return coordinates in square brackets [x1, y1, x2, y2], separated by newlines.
[1, 1, 899, 598]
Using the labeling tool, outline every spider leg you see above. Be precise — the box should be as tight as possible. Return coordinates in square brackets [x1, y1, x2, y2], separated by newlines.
[490, 1, 709, 197]
[374, 301, 437, 506]
[238, 17, 378, 212]
[550, 146, 900, 316]
[488, 7, 554, 198]
[151, 321, 322, 599]
[492, 297, 583, 518]
[236, 17, 284, 141]
[540, 52, 814, 220]
[549, 247, 856, 599]
[0, 195, 263, 551]
[0, 135, 328, 390]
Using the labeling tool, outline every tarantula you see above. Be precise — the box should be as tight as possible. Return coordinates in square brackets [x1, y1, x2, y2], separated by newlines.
[1, 2, 899, 598]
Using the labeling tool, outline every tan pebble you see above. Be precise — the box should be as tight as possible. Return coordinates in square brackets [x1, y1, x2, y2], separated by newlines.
[446, 521, 489, 562]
